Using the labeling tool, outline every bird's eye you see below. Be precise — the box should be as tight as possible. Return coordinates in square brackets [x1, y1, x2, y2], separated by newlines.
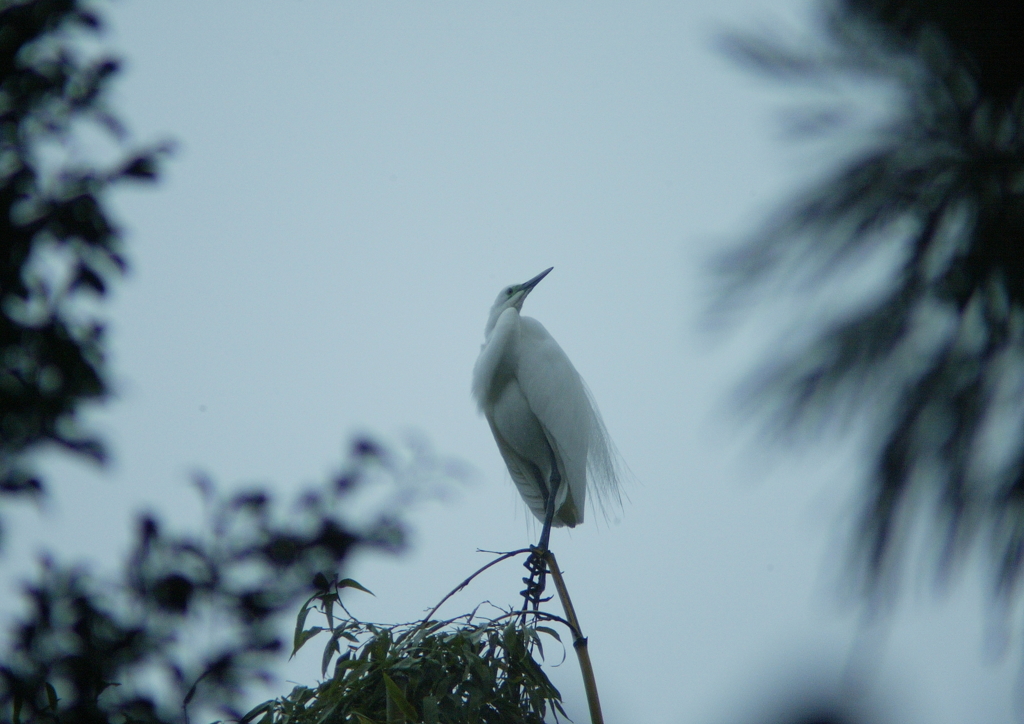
[506, 287, 514, 296]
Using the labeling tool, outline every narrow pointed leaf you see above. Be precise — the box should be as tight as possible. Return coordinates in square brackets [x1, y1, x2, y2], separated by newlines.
[293, 626, 324, 656]
[534, 625, 561, 642]
[44, 683, 59, 712]
[292, 597, 314, 656]
[383, 672, 418, 721]
[338, 577, 374, 595]
[240, 700, 274, 724]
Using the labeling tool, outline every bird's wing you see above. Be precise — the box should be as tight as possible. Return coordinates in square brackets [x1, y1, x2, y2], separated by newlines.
[515, 317, 592, 525]
[517, 316, 625, 524]
[486, 417, 548, 523]
[576, 374, 625, 519]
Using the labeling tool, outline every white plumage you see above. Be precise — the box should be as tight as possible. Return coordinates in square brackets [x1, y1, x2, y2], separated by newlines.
[472, 268, 622, 547]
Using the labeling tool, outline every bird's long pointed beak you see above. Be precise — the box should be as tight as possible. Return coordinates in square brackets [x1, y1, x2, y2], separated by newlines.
[520, 267, 553, 293]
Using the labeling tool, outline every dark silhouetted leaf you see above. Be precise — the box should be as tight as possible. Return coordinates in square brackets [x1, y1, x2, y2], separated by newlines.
[338, 578, 374, 596]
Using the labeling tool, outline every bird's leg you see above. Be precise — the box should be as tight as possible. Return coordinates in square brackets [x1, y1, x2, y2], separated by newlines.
[531, 462, 560, 606]
[521, 452, 561, 615]
[536, 463, 560, 552]
[520, 464, 550, 615]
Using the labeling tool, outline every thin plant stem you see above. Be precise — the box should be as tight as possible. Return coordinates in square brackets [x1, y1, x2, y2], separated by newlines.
[544, 550, 604, 724]
[410, 548, 531, 638]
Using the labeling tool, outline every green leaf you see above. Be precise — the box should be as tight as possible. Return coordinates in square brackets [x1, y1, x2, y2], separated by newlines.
[369, 630, 392, 661]
[44, 682, 59, 712]
[534, 626, 561, 643]
[525, 627, 544, 660]
[422, 695, 439, 724]
[353, 714, 377, 724]
[315, 699, 344, 724]
[321, 630, 341, 678]
[338, 577, 374, 595]
[294, 625, 324, 656]
[383, 672, 418, 721]
[184, 666, 211, 707]
[292, 594, 316, 656]
[97, 680, 121, 695]
[239, 700, 274, 724]
[324, 595, 334, 631]
[332, 651, 357, 679]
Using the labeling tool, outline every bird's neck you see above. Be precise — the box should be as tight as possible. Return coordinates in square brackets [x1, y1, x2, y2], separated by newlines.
[484, 303, 515, 338]
[473, 307, 521, 405]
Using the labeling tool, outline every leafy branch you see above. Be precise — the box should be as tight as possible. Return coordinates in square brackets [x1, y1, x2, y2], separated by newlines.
[250, 550, 586, 724]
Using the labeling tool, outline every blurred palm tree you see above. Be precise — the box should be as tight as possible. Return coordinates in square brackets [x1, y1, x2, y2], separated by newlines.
[721, 0, 1024, 603]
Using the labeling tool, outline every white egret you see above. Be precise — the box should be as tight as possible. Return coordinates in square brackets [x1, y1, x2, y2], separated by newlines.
[472, 267, 623, 554]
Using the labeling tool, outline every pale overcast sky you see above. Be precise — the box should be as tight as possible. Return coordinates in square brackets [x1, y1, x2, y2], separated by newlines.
[5, 1, 1020, 722]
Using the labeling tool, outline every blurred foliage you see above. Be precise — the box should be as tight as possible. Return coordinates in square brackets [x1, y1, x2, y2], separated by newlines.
[0, 439, 407, 724]
[0, 0, 167, 500]
[0, 2, 565, 724]
[720, 0, 1024, 600]
[245, 564, 565, 724]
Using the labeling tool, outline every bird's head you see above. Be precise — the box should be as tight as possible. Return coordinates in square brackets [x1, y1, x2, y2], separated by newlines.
[485, 267, 552, 335]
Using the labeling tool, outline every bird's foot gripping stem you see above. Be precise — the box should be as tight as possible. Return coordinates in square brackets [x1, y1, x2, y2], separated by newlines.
[520, 547, 552, 615]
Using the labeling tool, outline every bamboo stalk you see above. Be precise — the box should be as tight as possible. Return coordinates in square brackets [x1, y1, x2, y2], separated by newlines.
[543, 551, 604, 724]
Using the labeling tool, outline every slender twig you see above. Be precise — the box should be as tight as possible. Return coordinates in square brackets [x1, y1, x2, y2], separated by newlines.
[335, 596, 359, 623]
[544, 551, 604, 724]
[410, 548, 531, 637]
